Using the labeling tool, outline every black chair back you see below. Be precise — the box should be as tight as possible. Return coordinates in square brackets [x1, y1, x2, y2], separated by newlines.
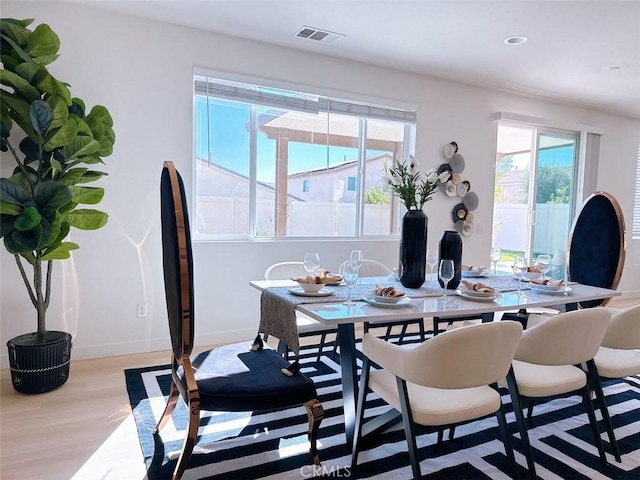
[567, 191, 626, 307]
[160, 161, 195, 360]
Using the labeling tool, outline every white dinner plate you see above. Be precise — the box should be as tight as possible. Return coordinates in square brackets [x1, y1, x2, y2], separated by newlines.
[513, 272, 541, 281]
[362, 293, 411, 307]
[368, 290, 406, 303]
[461, 270, 487, 278]
[288, 287, 334, 297]
[456, 290, 502, 302]
[459, 288, 496, 298]
[530, 285, 572, 295]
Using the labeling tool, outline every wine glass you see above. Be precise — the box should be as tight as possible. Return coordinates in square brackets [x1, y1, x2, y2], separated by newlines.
[303, 252, 321, 276]
[342, 260, 359, 306]
[490, 247, 502, 276]
[512, 256, 528, 296]
[426, 249, 438, 277]
[536, 254, 552, 280]
[438, 259, 455, 301]
[350, 250, 363, 269]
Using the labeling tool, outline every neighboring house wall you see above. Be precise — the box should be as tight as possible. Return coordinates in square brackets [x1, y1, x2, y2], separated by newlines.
[288, 154, 391, 203]
[2, 1, 638, 366]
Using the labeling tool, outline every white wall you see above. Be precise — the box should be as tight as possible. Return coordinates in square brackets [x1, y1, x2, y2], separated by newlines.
[1, 2, 639, 367]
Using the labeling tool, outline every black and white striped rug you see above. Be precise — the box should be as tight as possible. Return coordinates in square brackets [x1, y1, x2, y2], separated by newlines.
[125, 338, 640, 479]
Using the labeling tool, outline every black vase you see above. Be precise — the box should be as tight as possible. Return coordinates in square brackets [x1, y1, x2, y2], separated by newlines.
[399, 209, 428, 288]
[438, 230, 463, 289]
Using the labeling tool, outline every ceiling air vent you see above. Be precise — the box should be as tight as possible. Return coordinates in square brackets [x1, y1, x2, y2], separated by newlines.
[294, 26, 344, 44]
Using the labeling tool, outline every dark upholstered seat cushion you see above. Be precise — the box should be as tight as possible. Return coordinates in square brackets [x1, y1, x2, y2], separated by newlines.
[177, 342, 317, 411]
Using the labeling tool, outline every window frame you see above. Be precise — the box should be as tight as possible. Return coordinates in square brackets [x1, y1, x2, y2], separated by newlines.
[192, 69, 417, 241]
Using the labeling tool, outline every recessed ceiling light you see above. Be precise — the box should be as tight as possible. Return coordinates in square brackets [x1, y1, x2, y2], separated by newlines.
[504, 36, 528, 46]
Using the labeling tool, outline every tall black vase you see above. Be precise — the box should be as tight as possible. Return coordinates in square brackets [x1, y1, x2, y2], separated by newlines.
[399, 209, 428, 288]
[438, 230, 463, 289]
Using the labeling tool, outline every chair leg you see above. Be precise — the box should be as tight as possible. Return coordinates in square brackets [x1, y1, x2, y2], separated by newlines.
[155, 379, 180, 433]
[437, 428, 445, 445]
[172, 397, 200, 480]
[316, 333, 327, 362]
[527, 399, 535, 419]
[506, 369, 537, 477]
[449, 426, 456, 440]
[581, 385, 608, 467]
[418, 319, 426, 342]
[384, 325, 393, 341]
[330, 331, 339, 360]
[495, 400, 519, 480]
[304, 398, 324, 465]
[585, 359, 621, 462]
[399, 323, 408, 343]
[351, 358, 372, 470]
[397, 377, 422, 480]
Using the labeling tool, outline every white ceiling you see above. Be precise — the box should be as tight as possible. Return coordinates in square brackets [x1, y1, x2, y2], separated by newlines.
[75, 0, 640, 119]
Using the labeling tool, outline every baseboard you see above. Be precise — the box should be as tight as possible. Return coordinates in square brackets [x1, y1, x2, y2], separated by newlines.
[0, 328, 260, 370]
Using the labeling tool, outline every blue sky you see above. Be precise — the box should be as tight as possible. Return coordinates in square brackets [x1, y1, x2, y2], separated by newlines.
[196, 98, 369, 183]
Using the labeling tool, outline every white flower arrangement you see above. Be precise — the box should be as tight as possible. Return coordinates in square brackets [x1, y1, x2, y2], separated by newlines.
[385, 155, 450, 210]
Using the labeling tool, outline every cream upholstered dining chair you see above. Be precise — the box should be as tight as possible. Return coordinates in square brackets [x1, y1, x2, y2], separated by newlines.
[157, 162, 323, 479]
[264, 261, 338, 362]
[594, 304, 640, 380]
[506, 307, 620, 477]
[351, 321, 523, 479]
[343, 259, 426, 343]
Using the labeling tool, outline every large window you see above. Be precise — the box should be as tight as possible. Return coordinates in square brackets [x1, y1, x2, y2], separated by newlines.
[193, 74, 416, 239]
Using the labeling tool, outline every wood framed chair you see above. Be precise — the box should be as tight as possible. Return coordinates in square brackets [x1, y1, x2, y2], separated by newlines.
[506, 307, 620, 477]
[567, 191, 626, 309]
[156, 161, 323, 480]
[264, 261, 339, 362]
[351, 321, 523, 479]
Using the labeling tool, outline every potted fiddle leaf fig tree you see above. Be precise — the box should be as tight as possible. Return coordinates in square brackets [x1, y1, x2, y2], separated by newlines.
[0, 18, 115, 393]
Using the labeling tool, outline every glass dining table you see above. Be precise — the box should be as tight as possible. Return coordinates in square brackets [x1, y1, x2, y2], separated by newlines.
[250, 275, 621, 448]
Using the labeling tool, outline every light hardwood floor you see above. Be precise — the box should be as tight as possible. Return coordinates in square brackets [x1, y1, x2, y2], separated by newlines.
[1, 297, 638, 480]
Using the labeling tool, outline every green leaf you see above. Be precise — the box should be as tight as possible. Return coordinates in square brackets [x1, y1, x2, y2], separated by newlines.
[0, 201, 21, 215]
[20, 251, 36, 266]
[80, 171, 107, 183]
[0, 32, 32, 64]
[66, 209, 108, 230]
[30, 100, 53, 136]
[44, 116, 77, 150]
[47, 95, 68, 130]
[13, 205, 41, 231]
[2, 92, 41, 139]
[0, 178, 30, 205]
[8, 223, 41, 252]
[25, 23, 60, 60]
[70, 98, 85, 117]
[71, 186, 104, 205]
[33, 181, 73, 220]
[62, 136, 100, 160]
[74, 116, 93, 137]
[15, 61, 45, 84]
[59, 167, 87, 186]
[42, 241, 79, 260]
[0, 69, 41, 101]
[0, 214, 15, 237]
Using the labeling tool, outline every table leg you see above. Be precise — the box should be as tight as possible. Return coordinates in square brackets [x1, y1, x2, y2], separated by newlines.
[337, 323, 357, 448]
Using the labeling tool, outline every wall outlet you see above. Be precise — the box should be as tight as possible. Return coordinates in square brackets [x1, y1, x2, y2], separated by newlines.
[137, 304, 147, 318]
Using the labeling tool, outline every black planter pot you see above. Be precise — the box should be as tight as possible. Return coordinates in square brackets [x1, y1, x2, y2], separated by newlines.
[7, 331, 72, 394]
[399, 209, 428, 288]
[438, 230, 463, 289]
